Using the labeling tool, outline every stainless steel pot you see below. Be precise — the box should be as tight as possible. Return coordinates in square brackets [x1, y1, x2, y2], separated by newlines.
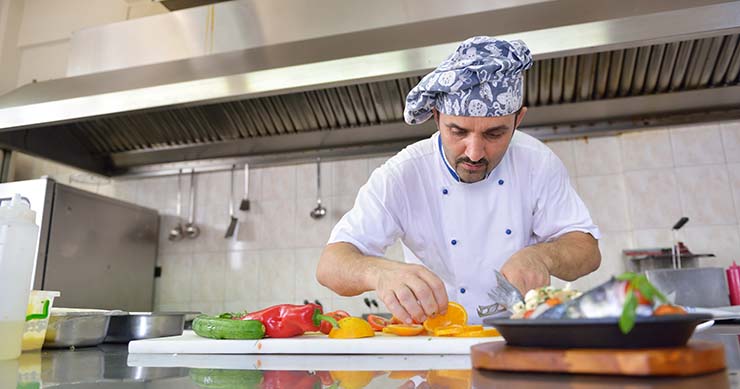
[104, 312, 198, 343]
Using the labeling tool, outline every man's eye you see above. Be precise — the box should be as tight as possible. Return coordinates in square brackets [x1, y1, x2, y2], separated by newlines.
[452, 130, 466, 137]
[486, 132, 504, 139]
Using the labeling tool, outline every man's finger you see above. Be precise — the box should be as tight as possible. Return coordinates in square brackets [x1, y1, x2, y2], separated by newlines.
[404, 277, 438, 319]
[395, 285, 426, 323]
[416, 270, 449, 315]
[381, 291, 413, 325]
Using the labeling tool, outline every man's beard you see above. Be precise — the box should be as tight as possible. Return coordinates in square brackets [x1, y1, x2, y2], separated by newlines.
[455, 157, 489, 183]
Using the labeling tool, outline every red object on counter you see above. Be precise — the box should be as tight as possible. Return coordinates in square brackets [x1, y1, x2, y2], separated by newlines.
[319, 310, 350, 335]
[727, 262, 740, 305]
[238, 303, 338, 338]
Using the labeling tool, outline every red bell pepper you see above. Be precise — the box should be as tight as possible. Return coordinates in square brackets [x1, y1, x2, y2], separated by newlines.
[366, 314, 390, 331]
[319, 310, 351, 335]
[239, 303, 338, 338]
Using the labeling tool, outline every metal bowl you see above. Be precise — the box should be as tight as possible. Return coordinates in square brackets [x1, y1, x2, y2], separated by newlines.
[44, 309, 125, 349]
[104, 312, 199, 343]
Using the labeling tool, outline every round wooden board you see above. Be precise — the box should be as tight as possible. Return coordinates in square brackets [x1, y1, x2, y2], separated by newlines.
[471, 340, 726, 376]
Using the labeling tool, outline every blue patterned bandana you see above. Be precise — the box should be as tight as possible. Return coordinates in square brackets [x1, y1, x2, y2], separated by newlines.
[404, 36, 533, 125]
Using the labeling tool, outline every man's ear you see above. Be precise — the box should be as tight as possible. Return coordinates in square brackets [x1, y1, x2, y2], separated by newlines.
[433, 109, 440, 130]
[514, 106, 528, 129]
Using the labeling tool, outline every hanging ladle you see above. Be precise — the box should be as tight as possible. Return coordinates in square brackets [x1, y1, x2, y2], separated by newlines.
[185, 168, 200, 239]
[310, 157, 327, 219]
[168, 169, 185, 241]
[225, 165, 239, 238]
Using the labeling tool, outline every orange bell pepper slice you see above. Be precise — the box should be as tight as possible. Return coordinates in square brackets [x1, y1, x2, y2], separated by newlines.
[382, 324, 425, 336]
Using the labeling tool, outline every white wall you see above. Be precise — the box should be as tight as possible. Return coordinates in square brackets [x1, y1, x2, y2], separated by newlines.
[1, 0, 167, 88]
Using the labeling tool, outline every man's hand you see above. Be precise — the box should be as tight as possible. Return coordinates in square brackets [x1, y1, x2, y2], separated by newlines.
[373, 262, 449, 324]
[500, 232, 601, 295]
[500, 248, 551, 295]
[317, 242, 450, 325]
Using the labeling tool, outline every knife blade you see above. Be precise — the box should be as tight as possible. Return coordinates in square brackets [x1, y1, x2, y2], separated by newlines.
[477, 270, 524, 318]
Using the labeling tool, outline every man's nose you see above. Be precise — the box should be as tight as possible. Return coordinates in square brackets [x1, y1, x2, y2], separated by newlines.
[465, 136, 485, 162]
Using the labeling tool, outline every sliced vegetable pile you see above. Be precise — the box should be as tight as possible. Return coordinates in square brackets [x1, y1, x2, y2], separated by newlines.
[510, 272, 687, 334]
[192, 301, 501, 340]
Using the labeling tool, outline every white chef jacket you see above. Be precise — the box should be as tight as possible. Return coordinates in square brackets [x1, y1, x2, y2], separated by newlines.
[328, 131, 600, 323]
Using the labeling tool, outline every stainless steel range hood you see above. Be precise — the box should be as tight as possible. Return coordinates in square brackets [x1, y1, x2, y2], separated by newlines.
[0, 0, 739, 176]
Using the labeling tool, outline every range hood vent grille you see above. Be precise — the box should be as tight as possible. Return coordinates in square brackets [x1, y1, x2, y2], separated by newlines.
[68, 33, 740, 156]
[525, 33, 740, 106]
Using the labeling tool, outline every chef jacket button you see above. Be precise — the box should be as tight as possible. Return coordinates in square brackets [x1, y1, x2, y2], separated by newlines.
[506, 229, 512, 235]
[498, 179, 505, 185]
[442, 188, 449, 195]
[460, 288, 466, 294]
[451, 239, 457, 245]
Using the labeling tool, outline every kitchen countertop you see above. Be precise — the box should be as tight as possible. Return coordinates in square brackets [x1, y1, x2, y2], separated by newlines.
[3, 325, 740, 389]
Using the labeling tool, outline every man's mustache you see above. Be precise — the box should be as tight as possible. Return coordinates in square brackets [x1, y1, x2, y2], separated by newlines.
[456, 157, 488, 166]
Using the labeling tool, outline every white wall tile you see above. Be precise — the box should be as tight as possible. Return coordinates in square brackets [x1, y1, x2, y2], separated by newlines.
[730, 163, 740, 223]
[676, 165, 737, 225]
[296, 161, 333, 200]
[222, 300, 258, 314]
[156, 253, 192, 305]
[572, 136, 623, 176]
[261, 165, 296, 201]
[677, 226, 740, 270]
[332, 159, 369, 197]
[545, 140, 577, 177]
[624, 169, 682, 229]
[224, 250, 260, 304]
[576, 175, 630, 232]
[228, 199, 264, 251]
[189, 302, 224, 316]
[721, 120, 740, 163]
[295, 248, 334, 301]
[569, 231, 633, 291]
[259, 200, 296, 249]
[620, 129, 674, 171]
[190, 252, 226, 303]
[670, 123, 725, 166]
[632, 229, 674, 248]
[257, 250, 296, 303]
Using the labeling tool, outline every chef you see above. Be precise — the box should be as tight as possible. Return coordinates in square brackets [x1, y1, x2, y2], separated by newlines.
[316, 36, 601, 325]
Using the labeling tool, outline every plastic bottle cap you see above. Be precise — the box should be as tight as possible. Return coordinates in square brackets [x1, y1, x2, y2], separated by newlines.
[0, 193, 37, 224]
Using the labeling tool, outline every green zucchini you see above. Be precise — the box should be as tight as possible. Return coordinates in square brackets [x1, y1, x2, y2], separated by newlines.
[190, 368, 263, 388]
[192, 315, 265, 340]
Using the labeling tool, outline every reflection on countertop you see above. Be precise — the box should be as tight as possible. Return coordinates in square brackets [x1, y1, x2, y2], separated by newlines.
[1, 325, 740, 388]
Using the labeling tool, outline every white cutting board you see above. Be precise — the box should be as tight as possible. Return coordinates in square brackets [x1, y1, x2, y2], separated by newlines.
[129, 330, 502, 355]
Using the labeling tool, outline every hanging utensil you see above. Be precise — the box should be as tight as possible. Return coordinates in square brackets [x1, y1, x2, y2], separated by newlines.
[239, 163, 250, 211]
[671, 217, 689, 269]
[167, 169, 184, 241]
[310, 157, 327, 219]
[225, 165, 239, 238]
[185, 168, 200, 239]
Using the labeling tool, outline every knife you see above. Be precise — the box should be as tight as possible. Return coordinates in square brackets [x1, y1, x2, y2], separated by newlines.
[476, 270, 524, 318]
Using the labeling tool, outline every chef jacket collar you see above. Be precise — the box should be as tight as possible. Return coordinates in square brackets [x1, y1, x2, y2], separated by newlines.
[436, 132, 495, 183]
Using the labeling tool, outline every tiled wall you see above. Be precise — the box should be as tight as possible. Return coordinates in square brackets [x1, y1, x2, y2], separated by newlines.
[547, 119, 740, 291]
[10, 118, 740, 315]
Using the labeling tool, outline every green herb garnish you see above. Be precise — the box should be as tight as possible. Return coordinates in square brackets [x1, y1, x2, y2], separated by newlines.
[615, 272, 668, 334]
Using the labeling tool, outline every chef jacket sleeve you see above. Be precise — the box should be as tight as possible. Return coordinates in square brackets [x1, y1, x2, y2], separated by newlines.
[531, 152, 600, 243]
[328, 166, 405, 257]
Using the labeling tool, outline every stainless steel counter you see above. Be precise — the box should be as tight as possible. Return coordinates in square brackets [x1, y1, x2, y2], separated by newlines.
[2, 325, 740, 388]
